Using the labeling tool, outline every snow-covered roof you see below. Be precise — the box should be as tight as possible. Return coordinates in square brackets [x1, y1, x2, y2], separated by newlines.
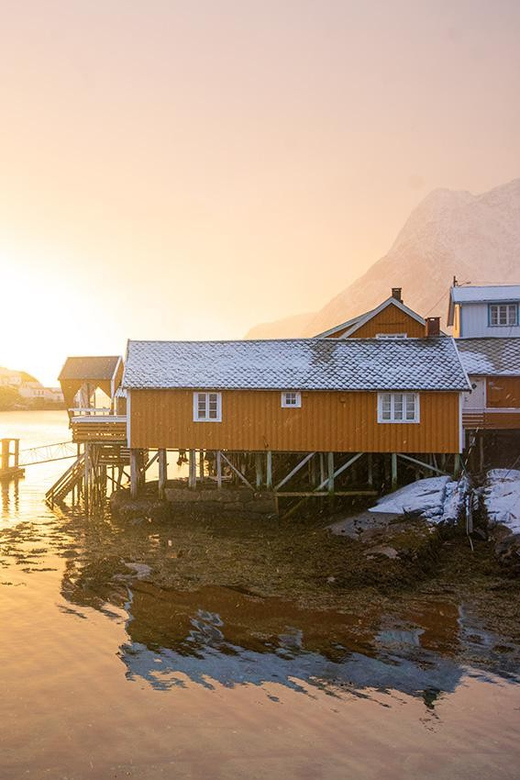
[448, 285, 520, 325]
[451, 285, 520, 304]
[456, 338, 520, 376]
[314, 296, 426, 339]
[123, 337, 470, 392]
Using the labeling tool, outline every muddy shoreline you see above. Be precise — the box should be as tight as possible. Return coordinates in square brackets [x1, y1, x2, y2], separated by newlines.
[56, 488, 518, 651]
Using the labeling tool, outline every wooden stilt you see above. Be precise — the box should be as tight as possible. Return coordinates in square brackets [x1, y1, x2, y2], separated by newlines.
[84, 443, 90, 508]
[130, 449, 139, 499]
[454, 453, 462, 477]
[266, 451, 273, 489]
[327, 452, 334, 495]
[367, 453, 373, 487]
[158, 449, 167, 498]
[391, 453, 398, 490]
[216, 451, 222, 489]
[199, 450, 205, 481]
[189, 449, 196, 488]
[319, 453, 325, 486]
[255, 453, 263, 490]
[479, 433, 485, 472]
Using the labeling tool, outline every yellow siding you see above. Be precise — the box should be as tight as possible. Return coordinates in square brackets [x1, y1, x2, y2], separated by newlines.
[453, 305, 461, 338]
[130, 389, 461, 453]
[350, 305, 425, 338]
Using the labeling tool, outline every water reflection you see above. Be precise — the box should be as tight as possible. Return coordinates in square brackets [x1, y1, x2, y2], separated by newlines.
[1, 476, 21, 516]
[111, 582, 514, 708]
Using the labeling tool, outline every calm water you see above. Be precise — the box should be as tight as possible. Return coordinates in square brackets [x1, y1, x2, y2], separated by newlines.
[1, 411, 520, 779]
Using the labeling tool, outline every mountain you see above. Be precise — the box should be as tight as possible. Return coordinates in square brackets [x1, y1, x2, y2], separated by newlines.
[246, 178, 520, 339]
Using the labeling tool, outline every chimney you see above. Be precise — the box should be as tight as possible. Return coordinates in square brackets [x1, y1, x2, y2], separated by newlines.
[391, 287, 402, 302]
[425, 317, 441, 337]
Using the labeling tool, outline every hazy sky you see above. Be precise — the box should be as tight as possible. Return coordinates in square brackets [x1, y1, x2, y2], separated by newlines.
[1, 0, 519, 383]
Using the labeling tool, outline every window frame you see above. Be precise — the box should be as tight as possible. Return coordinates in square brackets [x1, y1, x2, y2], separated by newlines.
[281, 391, 302, 408]
[377, 392, 420, 424]
[193, 391, 222, 422]
[488, 303, 518, 328]
[375, 333, 408, 339]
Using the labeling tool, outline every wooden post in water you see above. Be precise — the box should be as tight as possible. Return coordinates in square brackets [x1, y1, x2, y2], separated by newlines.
[1, 439, 10, 472]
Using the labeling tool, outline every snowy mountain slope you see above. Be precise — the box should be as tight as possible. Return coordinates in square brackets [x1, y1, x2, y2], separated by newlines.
[246, 178, 520, 339]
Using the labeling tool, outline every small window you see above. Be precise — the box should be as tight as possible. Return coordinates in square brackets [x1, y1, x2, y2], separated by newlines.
[375, 333, 408, 339]
[281, 391, 302, 408]
[378, 393, 419, 423]
[489, 303, 518, 327]
[193, 391, 222, 422]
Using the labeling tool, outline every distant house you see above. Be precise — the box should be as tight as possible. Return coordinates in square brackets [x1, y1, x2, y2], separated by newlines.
[448, 284, 520, 338]
[0, 368, 23, 387]
[58, 356, 124, 411]
[315, 288, 437, 339]
[58, 355, 126, 443]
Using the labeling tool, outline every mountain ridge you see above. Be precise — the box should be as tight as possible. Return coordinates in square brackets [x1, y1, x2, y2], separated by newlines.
[246, 178, 520, 339]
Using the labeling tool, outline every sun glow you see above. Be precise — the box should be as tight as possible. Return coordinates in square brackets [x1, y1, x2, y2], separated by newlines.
[0, 251, 119, 386]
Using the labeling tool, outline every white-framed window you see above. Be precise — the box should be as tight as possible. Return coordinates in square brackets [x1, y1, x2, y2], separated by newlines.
[489, 303, 518, 327]
[281, 391, 302, 408]
[375, 333, 408, 339]
[377, 392, 420, 423]
[193, 391, 222, 422]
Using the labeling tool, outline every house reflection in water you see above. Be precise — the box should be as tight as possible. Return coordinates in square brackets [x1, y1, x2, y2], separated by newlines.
[118, 583, 484, 708]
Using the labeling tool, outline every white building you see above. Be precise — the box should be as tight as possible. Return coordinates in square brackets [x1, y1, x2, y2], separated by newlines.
[448, 285, 520, 339]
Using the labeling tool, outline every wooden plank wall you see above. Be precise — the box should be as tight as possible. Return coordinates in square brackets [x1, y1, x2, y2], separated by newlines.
[129, 389, 461, 453]
[487, 377, 520, 409]
[350, 306, 425, 338]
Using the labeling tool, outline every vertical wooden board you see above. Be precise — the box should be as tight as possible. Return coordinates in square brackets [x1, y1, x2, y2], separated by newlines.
[130, 389, 461, 453]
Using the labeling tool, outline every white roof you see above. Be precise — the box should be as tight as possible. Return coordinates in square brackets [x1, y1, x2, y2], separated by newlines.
[315, 296, 425, 339]
[451, 285, 520, 303]
[123, 337, 470, 392]
[456, 338, 520, 376]
[448, 285, 520, 325]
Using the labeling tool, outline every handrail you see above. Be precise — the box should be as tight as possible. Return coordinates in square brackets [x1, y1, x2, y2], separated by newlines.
[69, 407, 113, 417]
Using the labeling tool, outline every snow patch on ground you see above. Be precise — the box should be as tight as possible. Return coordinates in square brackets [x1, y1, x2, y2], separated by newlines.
[369, 476, 467, 525]
[483, 469, 520, 534]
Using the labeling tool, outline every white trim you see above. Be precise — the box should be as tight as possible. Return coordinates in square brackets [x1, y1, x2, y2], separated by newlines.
[281, 391, 302, 408]
[377, 392, 420, 424]
[193, 391, 222, 422]
[375, 332, 407, 339]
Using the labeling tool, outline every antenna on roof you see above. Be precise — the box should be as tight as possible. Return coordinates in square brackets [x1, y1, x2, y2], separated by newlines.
[452, 276, 471, 287]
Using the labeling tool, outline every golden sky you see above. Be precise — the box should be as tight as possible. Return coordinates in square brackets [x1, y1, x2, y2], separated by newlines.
[0, 0, 519, 384]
